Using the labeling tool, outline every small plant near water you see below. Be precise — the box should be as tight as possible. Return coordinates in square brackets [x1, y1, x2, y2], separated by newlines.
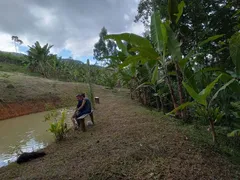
[44, 109, 69, 141]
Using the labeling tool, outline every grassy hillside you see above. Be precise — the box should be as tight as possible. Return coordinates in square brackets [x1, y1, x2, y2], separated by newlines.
[0, 71, 85, 103]
[0, 50, 118, 119]
[0, 71, 110, 120]
[0, 62, 34, 75]
[0, 51, 27, 65]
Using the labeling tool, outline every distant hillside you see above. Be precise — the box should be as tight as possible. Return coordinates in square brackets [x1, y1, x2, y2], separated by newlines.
[0, 50, 86, 65]
[61, 58, 84, 64]
[0, 51, 27, 64]
[0, 51, 25, 57]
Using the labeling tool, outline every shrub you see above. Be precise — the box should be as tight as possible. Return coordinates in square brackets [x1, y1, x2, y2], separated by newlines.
[44, 109, 69, 141]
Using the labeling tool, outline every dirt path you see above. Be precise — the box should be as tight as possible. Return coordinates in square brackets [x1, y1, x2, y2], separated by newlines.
[0, 90, 239, 180]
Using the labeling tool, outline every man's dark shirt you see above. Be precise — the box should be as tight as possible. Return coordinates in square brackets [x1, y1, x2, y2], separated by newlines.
[77, 100, 82, 109]
[76, 98, 91, 112]
[82, 98, 91, 112]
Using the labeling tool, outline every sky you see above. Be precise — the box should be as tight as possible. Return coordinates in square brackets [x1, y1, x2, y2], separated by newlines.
[0, 0, 144, 63]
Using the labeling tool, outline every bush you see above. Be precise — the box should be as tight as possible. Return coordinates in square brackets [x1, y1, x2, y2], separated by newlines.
[44, 109, 69, 141]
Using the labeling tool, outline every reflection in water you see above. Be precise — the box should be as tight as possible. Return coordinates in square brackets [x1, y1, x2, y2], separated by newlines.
[0, 108, 75, 167]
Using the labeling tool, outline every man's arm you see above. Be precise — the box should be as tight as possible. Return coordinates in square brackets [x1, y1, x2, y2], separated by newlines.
[78, 99, 86, 111]
[76, 100, 82, 110]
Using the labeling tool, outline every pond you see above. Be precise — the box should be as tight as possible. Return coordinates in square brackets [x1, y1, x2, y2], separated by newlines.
[0, 108, 75, 167]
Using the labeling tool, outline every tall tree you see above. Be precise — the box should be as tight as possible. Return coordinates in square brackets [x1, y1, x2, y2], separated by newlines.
[11, 35, 23, 52]
[93, 27, 117, 65]
[135, 0, 240, 70]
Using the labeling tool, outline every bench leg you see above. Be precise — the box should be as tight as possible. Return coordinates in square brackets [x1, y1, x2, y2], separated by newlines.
[90, 113, 94, 125]
[76, 119, 80, 127]
[72, 118, 78, 129]
[80, 118, 86, 132]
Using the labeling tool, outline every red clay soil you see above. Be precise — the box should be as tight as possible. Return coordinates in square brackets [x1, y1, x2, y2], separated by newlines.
[0, 97, 61, 120]
[0, 71, 88, 120]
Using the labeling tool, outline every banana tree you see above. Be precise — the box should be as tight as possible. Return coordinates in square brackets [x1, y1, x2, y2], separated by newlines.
[229, 32, 240, 78]
[27, 41, 53, 77]
[104, 1, 197, 118]
[227, 102, 240, 137]
[150, 0, 188, 117]
[134, 63, 166, 111]
[103, 34, 157, 99]
[150, 10, 179, 111]
[104, 10, 182, 115]
[222, 31, 240, 137]
[167, 73, 237, 143]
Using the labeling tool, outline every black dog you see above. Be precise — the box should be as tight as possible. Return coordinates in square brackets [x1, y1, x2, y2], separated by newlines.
[16, 151, 46, 164]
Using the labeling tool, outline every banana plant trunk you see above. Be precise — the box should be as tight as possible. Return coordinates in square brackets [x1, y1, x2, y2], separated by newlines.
[165, 75, 178, 111]
[129, 78, 135, 100]
[159, 96, 164, 113]
[175, 62, 185, 119]
[156, 96, 160, 111]
[209, 119, 217, 143]
[143, 88, 147, 105]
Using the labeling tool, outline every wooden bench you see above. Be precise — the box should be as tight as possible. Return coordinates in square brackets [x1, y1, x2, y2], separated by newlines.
[76, 110, 94, 132]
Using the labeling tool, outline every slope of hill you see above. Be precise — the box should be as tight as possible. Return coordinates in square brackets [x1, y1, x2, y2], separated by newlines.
[0, 51, 25, 57]
[0, 50, 86, 64]
[0, 71, 106, 120]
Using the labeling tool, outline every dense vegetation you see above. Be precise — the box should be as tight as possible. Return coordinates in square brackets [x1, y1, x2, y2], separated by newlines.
[93, 0, 240, 146]
[0, 44, 117, 87]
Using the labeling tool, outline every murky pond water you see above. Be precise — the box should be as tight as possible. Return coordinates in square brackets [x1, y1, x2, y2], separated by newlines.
[0, 108, 75, 167]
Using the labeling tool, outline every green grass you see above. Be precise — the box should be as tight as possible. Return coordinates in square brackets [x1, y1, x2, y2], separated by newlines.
[0, 71, 88, 103]
[0, 51, 27, 64]
[0, 63, 42, 77]
[0, 63, 28, 73]
[176, 122, 240, 164]
[142, 109, 240, 164]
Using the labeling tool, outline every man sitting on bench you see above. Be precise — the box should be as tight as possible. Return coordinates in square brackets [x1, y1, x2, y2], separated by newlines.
[72, 93, 93, 130]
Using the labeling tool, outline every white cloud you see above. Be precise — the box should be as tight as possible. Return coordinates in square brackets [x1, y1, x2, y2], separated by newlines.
[50, 46, 63, 55]
[126, 22, 145, 35]
[65, 36, 99, 59]
[0, 32, 27, 54]
[0, 33, 16, 52]
[89, 59, 97, 65]
[29, 6, 57, 29]
[0, 0, 144, 59]
[124, 14, 130, 21]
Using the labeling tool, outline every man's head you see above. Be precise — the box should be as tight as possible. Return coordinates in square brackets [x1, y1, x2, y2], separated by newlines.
[76, 93, 85, 100]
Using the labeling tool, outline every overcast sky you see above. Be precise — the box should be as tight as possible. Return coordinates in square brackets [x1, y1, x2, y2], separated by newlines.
[0, 0, 144, 63]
